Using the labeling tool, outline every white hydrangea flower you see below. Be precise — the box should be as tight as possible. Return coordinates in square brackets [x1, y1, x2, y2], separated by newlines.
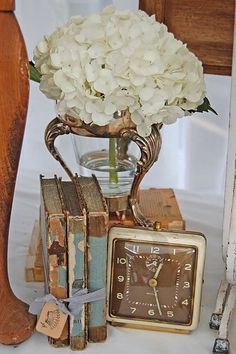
[91, 112, 113, 126]
[132, 110, 153, 137]
[54, 70, 76, 93]
[39, 75, 61, 100]
[34, 5, 207, 137]
[153, 106, 184, 124]
[93, 69, 118, 95]
[79, 110, 93, 124]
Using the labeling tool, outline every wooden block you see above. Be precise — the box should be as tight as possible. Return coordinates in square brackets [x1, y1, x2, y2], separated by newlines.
[33, 266, 45, 282]
[28, 220, 39, 256]
[25, 255, 35, 283]
[25, 220, 45, 282]
[139, 188, 185, 230]
[109, 188, 185, 230]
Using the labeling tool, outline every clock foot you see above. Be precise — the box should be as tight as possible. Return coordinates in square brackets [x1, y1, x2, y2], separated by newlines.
[209, 313, 222, 330]
[213, 338, 230, 354]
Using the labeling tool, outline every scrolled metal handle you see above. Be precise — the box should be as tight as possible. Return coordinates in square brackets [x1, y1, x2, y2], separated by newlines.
[45, 117, 74, 180]
[121, 124, 162, 227]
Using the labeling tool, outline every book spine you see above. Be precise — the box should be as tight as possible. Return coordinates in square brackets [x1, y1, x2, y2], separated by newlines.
[46, 215, 69, 347]
[88, 212, 108, 343]
[68, 215, 87, 350]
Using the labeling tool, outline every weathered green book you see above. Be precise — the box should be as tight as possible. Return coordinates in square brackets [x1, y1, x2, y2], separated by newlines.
[74, 175, 108, 343]
[58, 180, 88, 350]
[40, 176, 69, 347]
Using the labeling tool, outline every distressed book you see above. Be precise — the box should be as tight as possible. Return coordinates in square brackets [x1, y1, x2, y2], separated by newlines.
[58, 180, 88, 350]
[74, 175, 109, 343]
[40, 176, 69, 347]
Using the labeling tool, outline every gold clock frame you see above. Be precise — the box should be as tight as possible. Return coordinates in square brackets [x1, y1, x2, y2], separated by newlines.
[106, 226, 206, 333]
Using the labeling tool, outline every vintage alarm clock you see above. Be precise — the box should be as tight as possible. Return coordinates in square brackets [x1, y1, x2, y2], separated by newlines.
[107, 226, 206, 333]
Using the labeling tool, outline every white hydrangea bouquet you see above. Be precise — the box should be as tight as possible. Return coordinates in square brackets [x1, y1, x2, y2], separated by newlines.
[30, 5, 215, 138]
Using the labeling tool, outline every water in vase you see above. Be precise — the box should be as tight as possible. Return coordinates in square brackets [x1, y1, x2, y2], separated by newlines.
[72, 136, 138, 196]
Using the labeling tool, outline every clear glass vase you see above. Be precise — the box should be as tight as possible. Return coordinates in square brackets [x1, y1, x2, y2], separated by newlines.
[46, 111, 162, 224]
[72, 135, 139, 197]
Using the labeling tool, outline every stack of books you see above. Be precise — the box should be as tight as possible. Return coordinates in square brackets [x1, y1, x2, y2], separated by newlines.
[40, 175, 108, 350]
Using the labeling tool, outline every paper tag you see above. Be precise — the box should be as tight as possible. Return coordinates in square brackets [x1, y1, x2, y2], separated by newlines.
[36, 303, 68, 339]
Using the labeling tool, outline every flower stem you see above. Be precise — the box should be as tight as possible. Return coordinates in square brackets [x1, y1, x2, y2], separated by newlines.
[109, 137, 118, 184]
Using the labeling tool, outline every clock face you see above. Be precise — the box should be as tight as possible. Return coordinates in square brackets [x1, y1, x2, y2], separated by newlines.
[107, 228, 206, 331]
[109, 239, 197, 325]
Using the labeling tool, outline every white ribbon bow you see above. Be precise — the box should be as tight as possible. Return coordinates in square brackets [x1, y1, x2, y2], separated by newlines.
[29, 288, 106, 317]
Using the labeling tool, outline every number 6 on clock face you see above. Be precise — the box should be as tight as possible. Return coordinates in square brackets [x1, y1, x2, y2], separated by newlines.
[107, 227, 206, 333]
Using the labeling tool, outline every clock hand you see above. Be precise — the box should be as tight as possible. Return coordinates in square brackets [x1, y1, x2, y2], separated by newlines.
[153, 260, 163, 280]
[148, 261, 163, 288]
[148, 266, 163, 316]
[153, 286, 162, 316]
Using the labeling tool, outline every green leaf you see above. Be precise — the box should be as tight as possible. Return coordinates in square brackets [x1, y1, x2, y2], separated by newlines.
[29, 61, 41, 83]
[190, 97, 217, 115]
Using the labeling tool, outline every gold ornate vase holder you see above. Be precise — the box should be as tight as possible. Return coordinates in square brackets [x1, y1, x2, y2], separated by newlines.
[45, 111, 162, 228]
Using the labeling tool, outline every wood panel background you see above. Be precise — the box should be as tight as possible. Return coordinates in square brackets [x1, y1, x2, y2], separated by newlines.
[139, 0, 166, 22]
[0, 0, 15, 11]
[139, 0, 235, 75]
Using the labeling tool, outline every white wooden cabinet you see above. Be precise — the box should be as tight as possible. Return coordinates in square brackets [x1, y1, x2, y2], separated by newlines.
[210, 8, 236, 354]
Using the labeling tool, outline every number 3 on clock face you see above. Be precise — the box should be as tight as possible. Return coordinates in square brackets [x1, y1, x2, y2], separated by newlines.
[107, 227, 206, 333]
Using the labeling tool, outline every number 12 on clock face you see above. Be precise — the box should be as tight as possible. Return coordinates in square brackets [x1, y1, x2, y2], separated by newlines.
[107, 227, 206, 333]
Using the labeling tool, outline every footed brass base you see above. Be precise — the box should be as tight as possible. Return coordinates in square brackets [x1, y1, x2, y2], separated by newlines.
[105, 194, 129, 212]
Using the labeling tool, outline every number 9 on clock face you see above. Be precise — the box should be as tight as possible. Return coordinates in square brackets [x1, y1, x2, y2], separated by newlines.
[107, 227, 206, 333]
